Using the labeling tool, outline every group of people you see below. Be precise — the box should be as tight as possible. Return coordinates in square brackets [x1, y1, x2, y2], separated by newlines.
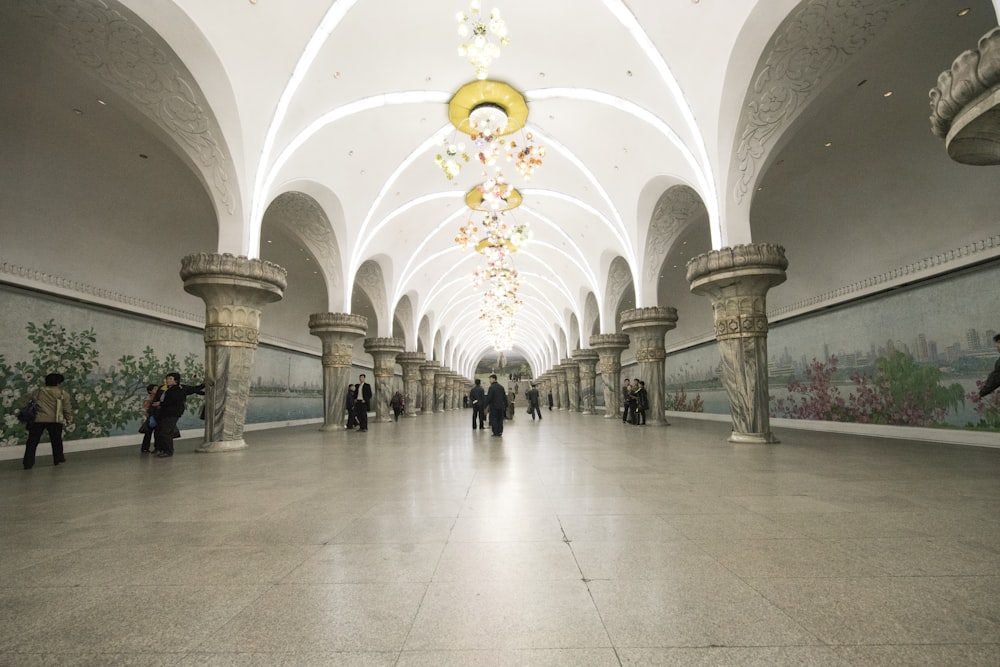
[469, 375, 511, 436]
[344, 374, 373, 431]
[139, 373, 205, 457]
[621, 378, 649, 425]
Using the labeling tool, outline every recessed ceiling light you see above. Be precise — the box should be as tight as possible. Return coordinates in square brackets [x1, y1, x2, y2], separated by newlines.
[72, 108, 83, 115]
[334, 71, 341, 79]
[626, 70, 633, 77]
[883, 91, 893, 97]
[957, 8, 971, 17]
[538, 72, 545, 77]
[824, 142, 833, 148]
[96, 99, 107, 105]
[266, 240, 273, 244]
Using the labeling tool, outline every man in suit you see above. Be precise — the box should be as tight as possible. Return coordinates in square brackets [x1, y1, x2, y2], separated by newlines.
[469, 378, 486, 431]
[354, 373, 372, 432]
[525, 383, 542, 421]
[485, 374, 508, 436]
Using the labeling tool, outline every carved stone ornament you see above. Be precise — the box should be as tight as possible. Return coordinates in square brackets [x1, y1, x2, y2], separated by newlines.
[929, 27, 1000, 165]
[16, 0, 238, 214]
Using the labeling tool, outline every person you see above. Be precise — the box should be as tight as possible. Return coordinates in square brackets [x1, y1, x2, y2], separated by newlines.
[547, 388, 553, 410]
[152, 372, 186, 457]
[525, 383, 542, 421]
[390, 389, 404, 421]
[469, 378, 486, 430]
[627, 378, 640, 424]
[345, 384, 358, 429]
[979, 333, 1000, 398]
[140, 383, 158, 453]
[21, 372, 73, 470]
[635, 380, 648, 425]
[622, 378, 632, 424]
[485, 374, 508, 436]
[354, 373, 372, 432]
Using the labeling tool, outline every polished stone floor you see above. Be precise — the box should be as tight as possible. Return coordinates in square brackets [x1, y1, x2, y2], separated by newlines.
[2, 410, 999, 666]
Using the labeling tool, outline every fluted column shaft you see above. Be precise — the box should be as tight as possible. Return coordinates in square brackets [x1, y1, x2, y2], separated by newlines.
[561, 359, 581, 412]
[573, 349, 600, 415]
[364, 338, 404, 423]
[621, 307, 678, 427]
[396, 351, 426, 418]
[552, 367, 567, 410]
[181, 253, 286, 452]
[419, 362, 440, 414]
[590, 333, 630, 419]
[688, 243, 788, 444]
[308, 313, 368, 432]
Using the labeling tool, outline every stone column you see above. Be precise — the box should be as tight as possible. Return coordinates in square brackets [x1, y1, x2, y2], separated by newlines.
[573, 349, 599, 415]
[590, 333, 630, 419]
[419, 361, 440, 414]
[621, 307, 678, 427]
[364, 338, 404, 423]
[551, 366, 567, 410]
[308, 312, 368, 431]
[560, 359, 580, 412]
[434, 369, 449, 413]
[180, 253, 286, 452]
[396, 352, 425, 418]
[448, 376, 459, 410]
[687, 243, 788, 444]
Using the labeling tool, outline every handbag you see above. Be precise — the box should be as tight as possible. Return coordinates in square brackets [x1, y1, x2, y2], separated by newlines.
[17, 397, 40, 424]
[526, 407, 532, 415]
[138, 417, 151, 434]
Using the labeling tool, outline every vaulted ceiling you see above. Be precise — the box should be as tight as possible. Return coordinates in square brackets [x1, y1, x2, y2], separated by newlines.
[2, 0, 998, 377]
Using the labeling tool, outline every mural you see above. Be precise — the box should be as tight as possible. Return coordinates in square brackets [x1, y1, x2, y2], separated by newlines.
[665, 263, 1000, 432]
[0, 287, 323, 448]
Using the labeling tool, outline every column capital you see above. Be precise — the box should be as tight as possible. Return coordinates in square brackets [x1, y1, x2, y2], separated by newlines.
[589, 332, 631, 352]
[572, 348, 599, 364]
[308, 312, 369, 335]
[686, 243, 788, 294]
[396, 351, 427, 365]
[181, 252, 287, 306]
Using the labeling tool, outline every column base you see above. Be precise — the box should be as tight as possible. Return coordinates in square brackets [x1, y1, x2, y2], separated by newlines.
[318, 424, 344, 432]
[728, 432, 780, 444]
[196, 439, 249, 453]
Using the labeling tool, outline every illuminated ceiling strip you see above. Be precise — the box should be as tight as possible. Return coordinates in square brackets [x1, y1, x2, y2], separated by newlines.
[527, 87, 717, 249]
[250, 0, 365, 254]
[597, 0, 721, 247]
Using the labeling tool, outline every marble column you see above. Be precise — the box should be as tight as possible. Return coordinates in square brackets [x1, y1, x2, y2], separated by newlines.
[572, 349, 599, 415]
[590, 333, 630, 419]
[396, 351, 426, 418]
[434, 369, 449, 413]
[180, 253, 286, 452]
[551, 366, 567, 410]
[419, 361, 440, 414]
[453, 377, 465, 409]
[620, 306, 678, 427]
[308, 312, 368, 431]
[364, 337, 404, 423]
[687, 243, 788, 444]
[560, 358, 580, 412]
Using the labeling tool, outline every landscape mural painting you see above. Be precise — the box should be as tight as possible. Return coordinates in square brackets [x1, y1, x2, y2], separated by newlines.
[664, 263, 1000, 432]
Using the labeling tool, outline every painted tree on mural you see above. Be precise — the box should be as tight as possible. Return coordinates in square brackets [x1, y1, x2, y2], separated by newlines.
[0, 320, 204, 447]
[968, 383, 1000, 430]
[771, 352, 965, 427]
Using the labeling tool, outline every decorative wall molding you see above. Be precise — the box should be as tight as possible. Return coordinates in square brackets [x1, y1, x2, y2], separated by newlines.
[0, 259, 322, 356]
[733, 0, 911, 205]
[16, 0, 237, 214]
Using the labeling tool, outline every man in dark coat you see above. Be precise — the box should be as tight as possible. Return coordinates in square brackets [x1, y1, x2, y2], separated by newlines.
[979, 333, 1000, 398]
[525, 383, 542, 421]
[469, 378, 486, 431]
[354, 373, 372, 432]
[153, 372, 186, 458]
[485, 374, 508, 436]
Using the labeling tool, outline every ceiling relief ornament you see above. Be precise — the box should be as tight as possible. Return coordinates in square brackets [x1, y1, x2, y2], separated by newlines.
[645, 185, 704, 283]
[266, 193, 341, 287]
[733, 0, 911, 205]
[604, 257, 634, 325]
[18, 0, 237, 214]
[355, 260, 387, 320]
[394, 295, 415, 348]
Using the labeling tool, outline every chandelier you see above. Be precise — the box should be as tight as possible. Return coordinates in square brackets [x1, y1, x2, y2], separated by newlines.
[456, 2, 510, 80]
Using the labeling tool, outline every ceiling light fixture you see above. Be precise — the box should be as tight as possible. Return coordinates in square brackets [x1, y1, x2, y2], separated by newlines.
[456, 1, 509, 80]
